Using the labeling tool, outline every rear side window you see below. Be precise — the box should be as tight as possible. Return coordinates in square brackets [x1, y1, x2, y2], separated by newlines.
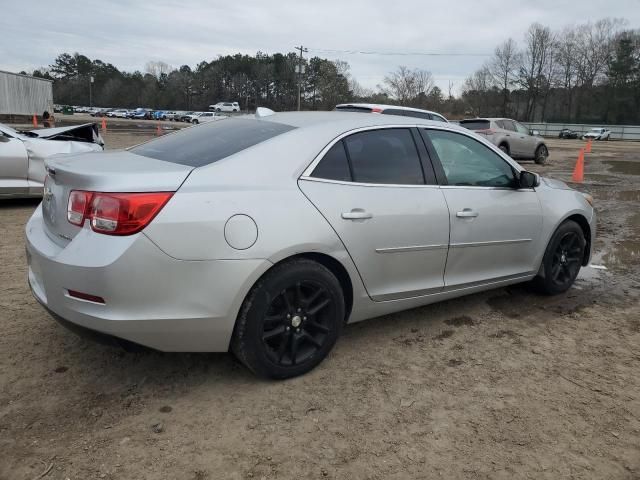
[130, 118, 295, 167]
[460, 120, 490, 130]
[501, 120, 516, 131]
[311, 142, 351, 182]
[344, 129, 424, 185]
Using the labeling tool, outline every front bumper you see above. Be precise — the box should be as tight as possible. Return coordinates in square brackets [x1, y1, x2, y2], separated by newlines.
[26, 205, 272, 352]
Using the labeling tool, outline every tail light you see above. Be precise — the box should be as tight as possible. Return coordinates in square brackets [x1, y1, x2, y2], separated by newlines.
[67, 191, 173, 235]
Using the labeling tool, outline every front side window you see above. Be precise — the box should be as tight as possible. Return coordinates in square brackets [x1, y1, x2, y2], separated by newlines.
[514, 122, 529, 135]
[426, 130, 516, 188]
[501, 120, 517, 132]
[344, 129, 424, 185]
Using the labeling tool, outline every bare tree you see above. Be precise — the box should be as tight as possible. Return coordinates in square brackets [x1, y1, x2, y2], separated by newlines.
[382, 66, 434, 105]
[488, 38, 520, 116]
[517, 23, 556, 121]
[145, 61, 174, 80]
[462, 65, 492, 116]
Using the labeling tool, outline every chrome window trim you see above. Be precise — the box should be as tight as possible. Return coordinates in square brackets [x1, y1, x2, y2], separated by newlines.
[300, 123, 524, 183]
[298, 176, 441, 189]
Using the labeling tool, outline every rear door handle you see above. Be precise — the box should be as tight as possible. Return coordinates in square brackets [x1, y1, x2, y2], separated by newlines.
[342, 209, 372, 220]
[456, 209, 479, 218]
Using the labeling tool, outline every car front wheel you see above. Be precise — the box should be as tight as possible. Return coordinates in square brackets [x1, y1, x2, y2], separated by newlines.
[231, 259, 345, 379]
[535, 220, 585, 295]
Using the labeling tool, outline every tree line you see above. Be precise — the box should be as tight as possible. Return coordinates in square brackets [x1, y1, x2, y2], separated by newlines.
[26, 16, 639, 124]
[461, 18, 640, 124]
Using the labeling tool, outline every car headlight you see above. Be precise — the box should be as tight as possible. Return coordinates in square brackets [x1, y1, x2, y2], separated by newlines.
[583, 193, 594, 207]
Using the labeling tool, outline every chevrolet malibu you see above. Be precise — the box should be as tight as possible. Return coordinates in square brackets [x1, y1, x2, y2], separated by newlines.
[26, 111, 595, 379]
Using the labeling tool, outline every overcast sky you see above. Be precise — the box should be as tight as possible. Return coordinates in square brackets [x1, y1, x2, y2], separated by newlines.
[2, 0, 639, 93]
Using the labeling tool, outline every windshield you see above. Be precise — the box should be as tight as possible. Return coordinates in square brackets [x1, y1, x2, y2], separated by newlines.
[130, 118, 296, 167]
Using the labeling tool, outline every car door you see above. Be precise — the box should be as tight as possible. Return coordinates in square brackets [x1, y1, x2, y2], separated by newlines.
[0, 130, 29, 194]
[299, 127, 450, 301]
[499, 120, 521, 156]
[514, 121, 537, 158]
[420, 128, 543, 288]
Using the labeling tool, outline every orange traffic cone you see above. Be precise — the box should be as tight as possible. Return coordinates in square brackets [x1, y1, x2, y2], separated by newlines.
[32, 114, 38, 128]
[156, 123, 162, 136]
[572, 148, 585, 183]
[101, 117, 107, 132]
[585, 139, 592, 153]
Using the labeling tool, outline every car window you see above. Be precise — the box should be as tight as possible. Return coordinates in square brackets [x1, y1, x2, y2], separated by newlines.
[426, 130, 516, 188]
[459, 120, 491, 131]
[343, 129, 424, 185]
[501, 120, 517, 132]
[130, 118, 296, 167]
[380, 108, 407, 117]
[514, 122, 529, 135]
[430, 114, 448, 122]
[310, 141, 351, 182]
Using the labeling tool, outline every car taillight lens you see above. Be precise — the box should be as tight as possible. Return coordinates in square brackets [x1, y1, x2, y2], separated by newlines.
[67, 190, 93, 226]
[67, 191, 173, 235]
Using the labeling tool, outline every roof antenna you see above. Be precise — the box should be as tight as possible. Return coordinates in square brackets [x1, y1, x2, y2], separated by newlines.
[255, 107, 275, 118]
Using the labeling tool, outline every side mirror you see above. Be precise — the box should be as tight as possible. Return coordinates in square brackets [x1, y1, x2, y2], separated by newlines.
[519, 171, 539, 189]
[531, 130, 540, 136]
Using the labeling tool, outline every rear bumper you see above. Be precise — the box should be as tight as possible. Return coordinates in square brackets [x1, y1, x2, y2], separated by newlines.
[26, 205, 272, 352]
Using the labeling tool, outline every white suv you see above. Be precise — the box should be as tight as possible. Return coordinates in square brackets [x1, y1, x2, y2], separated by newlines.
[582, 127, 611, 141]
[210, 102, 240, 113]
[188, 111, 227, 124]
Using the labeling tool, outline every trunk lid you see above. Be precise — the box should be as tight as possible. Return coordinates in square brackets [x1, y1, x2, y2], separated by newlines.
[42, 150, 193, 246]
[25, 123, 104, 146]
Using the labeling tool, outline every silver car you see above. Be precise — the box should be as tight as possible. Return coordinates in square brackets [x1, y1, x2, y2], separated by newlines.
[460, 118, 549, 164]
[26, 112, 595, 379]
[0, 123, 103, 198]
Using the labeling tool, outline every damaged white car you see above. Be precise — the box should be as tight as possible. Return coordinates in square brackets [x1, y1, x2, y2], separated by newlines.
[0, 123, 103, 198]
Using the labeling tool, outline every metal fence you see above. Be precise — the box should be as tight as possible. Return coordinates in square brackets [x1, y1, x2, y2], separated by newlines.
[0, 70, 53, 116]
[522, 122, 640, 141]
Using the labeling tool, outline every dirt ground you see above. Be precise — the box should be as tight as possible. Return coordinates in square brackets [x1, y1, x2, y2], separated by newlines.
[1, 133, 639, 480]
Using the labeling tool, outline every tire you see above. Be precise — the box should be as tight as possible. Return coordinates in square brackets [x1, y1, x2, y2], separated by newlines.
[192, 119, 198, 124]
[535, 220, 585, 295]
[216, 108, 221, 112]
[498, 143, 510, 155]
[534, 145, 548, 164]
[231, 259, 345, 379]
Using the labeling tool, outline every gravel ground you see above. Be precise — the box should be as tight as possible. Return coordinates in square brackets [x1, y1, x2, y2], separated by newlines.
[1, 134, 639, 480]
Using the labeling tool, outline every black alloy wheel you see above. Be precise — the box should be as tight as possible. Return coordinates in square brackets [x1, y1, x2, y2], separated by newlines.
[232, 259, 345, 379]
[535, 220, 585, 295]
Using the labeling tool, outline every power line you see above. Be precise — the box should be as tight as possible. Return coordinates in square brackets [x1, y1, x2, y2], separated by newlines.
[307, 48, 491, 57]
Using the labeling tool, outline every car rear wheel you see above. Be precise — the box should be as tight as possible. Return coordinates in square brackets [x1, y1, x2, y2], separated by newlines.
[535, 220, 585, 295]
[534, 145, 548, 164]
[192, 119, 198, 124]
[231, 259, 345, 379]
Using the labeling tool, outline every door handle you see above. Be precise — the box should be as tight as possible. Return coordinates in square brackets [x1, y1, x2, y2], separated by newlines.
[341, 209, 372, 220]
[456, 209, 479, 218]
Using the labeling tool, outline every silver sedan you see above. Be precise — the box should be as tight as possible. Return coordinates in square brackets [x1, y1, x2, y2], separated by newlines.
[26, 111, 595, 379]
[0, 122, 103, 198]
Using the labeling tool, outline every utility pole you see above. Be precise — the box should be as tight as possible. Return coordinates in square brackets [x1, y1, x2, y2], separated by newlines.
[295, 45, 308, 111]
[89, 75, 94, 108]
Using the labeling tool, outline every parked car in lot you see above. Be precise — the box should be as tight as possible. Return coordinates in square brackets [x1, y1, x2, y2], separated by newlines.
[26, 111, 594, 379]
[210, 102, 240, 112]
[179, 111, 196, 122]
[187, 111, 226, 124]
[163, 111, 180, 121]
[582, 127, 611, 141]
[558, 128, 580, 139]
[106, 109, 129, 118]
[0, 122, 103, 198]
[460, 118, 549, 164]
[335, 103, 448, 122]
[130, 109, 152, 120]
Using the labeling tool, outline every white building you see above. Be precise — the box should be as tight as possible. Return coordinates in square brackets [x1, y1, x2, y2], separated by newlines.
[0, 70, 54, 115]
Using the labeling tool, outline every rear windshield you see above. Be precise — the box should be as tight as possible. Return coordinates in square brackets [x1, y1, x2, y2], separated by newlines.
[130, 118, 295, 167]
[459, 120, 491, 130]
